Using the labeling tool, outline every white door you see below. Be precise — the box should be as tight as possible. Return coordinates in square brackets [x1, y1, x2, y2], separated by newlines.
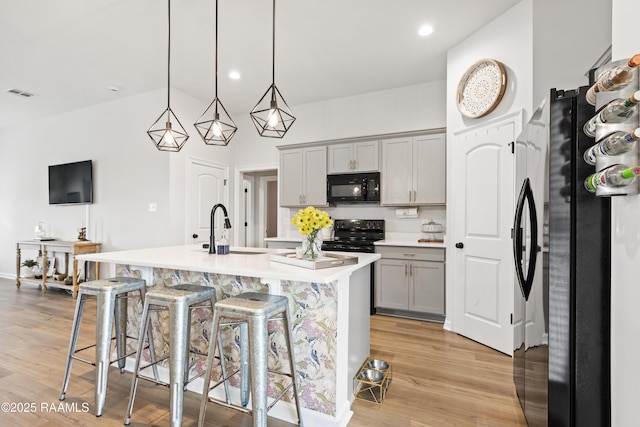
[450, 112, 521, 355]
[188, 159, 228, 245]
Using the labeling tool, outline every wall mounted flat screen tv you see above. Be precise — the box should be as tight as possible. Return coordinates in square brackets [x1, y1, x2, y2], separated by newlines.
[48, 160, 93, 205]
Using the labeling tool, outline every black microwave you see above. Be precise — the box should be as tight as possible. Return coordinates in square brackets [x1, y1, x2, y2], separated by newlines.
[327, 172, 380, 203]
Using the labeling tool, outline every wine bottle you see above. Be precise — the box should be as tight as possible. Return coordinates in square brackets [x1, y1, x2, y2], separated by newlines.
[583, 90, 640, 137]
[584, 164, 640, 193]
[583, 128, 640, 165]
[586, 54, 640, 105]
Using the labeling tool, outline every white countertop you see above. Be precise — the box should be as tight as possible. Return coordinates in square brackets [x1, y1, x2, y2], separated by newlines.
[263, 237, 303, 242]
[374, 239, 445, 249]
[76, 244, 380, 284]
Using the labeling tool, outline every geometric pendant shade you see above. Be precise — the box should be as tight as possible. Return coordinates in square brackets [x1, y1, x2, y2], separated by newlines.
[147, 0, 189, 152]
[250, 83, 295, 138]
[148, 107, 190, 152]
[249, 0, 295, 138]
[194, 98, 237, 145]
[194, 0, 237, 146]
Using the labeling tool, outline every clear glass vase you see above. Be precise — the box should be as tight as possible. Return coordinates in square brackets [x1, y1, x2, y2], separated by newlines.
[303, 230, 324, 260]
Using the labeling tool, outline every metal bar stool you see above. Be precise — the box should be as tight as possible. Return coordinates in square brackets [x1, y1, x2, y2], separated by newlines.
[125, 284, 235, 427]
[198, 292, 304, 427]
[59, 277, 157, 417]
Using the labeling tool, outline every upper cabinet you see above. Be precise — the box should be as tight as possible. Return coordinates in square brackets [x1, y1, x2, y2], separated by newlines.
[280, 146, 327, 207]
[381, 133, 446, 205]
[327, 141, 379, 174]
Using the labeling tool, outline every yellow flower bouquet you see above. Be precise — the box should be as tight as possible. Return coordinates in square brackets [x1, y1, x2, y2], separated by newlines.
[291, 206, 333, 260]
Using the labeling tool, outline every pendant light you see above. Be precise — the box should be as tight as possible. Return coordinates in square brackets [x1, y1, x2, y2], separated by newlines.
[147, 0, 189, 152]
[250, 0, 295, 138]
[194, 0, 237, 145]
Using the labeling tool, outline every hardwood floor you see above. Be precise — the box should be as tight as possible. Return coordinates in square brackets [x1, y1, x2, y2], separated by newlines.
[0, 278, 526, 426]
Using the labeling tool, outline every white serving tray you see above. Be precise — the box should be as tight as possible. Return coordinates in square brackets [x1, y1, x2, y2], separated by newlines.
[270, 252, 358, 269]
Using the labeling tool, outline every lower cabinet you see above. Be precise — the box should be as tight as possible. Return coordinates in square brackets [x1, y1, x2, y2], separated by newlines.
[375, 246, 445, 320]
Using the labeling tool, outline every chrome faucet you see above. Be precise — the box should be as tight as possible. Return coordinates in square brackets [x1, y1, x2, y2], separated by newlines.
[209, 203, 232, 254]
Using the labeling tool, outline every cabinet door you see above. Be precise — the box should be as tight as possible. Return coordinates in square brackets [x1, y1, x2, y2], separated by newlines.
[302, 146, 327, 206]
[381, 137, 413, 205]
[409, 260, 445, 314]
[327, 143, 354, 174]
[353, 141, 379, 172]
[414, 133, 446, 204]
[280, 149, 304, 206]
[375, 258, 409, 309]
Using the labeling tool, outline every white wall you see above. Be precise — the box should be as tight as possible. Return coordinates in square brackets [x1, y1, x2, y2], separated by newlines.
[609, 0, 640, 424]
[533, 0, 611, 107]
[444, 0, 534, 332]
[232, 81, 448, 238]
[0, 87, 230, 277]
[0, 79, 446, 277]
[232, 80, 447, 168]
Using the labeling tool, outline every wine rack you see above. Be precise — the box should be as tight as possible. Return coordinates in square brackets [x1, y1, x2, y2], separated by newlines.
[591, 58, 640, 197]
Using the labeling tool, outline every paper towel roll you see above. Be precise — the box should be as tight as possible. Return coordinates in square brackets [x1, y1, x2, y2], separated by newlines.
[395, 208, 418, 218]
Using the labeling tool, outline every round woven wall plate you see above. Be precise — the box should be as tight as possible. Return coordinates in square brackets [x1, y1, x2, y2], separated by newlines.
[456, 59, 507, 119]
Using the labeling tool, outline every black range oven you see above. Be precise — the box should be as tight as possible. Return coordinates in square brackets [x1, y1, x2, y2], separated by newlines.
[322, 219, 384, 314]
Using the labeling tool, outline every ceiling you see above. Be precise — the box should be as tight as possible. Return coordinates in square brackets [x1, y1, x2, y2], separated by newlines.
[0, 0, 521, 130]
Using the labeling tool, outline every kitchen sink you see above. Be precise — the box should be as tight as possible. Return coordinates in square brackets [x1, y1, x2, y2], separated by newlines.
[228, 250, 267, 255]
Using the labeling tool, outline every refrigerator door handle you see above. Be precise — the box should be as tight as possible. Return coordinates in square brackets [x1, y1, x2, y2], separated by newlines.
[513, 178, 539, 301]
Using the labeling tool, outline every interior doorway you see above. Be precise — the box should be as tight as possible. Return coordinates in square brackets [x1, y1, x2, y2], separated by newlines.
[235, 167, 279, 248]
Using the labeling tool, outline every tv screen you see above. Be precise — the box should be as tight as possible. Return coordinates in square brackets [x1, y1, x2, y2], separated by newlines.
[48, 160, 93, 205]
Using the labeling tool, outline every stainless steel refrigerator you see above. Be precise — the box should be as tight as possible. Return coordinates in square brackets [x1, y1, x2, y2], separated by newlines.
[513, 86, 611, 426]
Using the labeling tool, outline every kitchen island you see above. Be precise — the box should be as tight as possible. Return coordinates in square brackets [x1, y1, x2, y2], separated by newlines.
[76, 245, 380, 427]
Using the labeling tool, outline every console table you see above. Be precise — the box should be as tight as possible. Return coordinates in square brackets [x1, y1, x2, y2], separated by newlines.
[16, 240, 102, 298]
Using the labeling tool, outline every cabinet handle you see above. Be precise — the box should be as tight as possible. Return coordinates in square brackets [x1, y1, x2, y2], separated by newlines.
[409, 190, 412, 202]
[413, 190, 417, 202]
[403, 253, 416, 257]
[404, 263, 408, 276]
[409, 265, 412, 277]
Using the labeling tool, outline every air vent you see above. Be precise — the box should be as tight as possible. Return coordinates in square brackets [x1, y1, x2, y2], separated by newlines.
[7, 88, 35, 98]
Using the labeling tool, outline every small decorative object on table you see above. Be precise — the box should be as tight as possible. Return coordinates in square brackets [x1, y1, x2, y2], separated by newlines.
[291, 206, 333, 260]
[21, 259, 38, 278]
[77, 227, 88, 241]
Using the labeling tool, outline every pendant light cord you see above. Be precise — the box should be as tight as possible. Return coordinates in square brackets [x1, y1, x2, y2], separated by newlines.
[271, 0, 275, 84]
[215, 0, 220, 100]
[167, 0, 172, 113]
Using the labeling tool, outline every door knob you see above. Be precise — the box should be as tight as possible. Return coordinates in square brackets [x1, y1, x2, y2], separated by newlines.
[192, 233, 198, 239]
[455, 242, 464, 249]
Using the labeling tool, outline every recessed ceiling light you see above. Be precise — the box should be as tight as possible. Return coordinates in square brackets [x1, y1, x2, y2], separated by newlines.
[418, 25, 434, 37]
[229, 71, 241, 80]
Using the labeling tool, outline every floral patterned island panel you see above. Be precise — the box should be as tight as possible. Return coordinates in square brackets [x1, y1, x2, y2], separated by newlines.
[117, 265, 340, 416]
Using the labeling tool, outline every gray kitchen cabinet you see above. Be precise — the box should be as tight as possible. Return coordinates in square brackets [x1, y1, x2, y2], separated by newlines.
[381, 133, 445, 205]
[279, 146, 327, 207]
[327, 141, 379, 174]
[375, 245, 445, 320]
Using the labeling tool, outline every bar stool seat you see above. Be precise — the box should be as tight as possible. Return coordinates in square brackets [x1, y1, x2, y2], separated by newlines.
[59, 277, 155, 417]
[125, 284, 237, 427]
[198, 292, 304, 427]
